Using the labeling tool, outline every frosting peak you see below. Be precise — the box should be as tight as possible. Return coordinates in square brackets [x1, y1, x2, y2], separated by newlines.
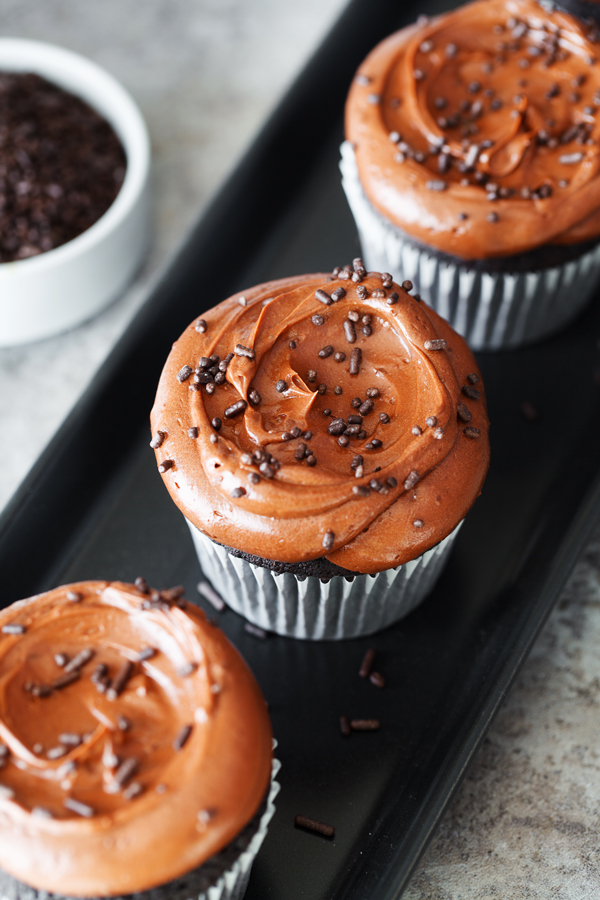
[151, 269, 489, 573]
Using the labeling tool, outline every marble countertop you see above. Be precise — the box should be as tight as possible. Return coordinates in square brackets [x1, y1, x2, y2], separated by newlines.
[1, 2, 599, 897]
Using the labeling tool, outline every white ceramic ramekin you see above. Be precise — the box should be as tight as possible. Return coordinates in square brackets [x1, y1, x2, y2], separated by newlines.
[0, 38, 151, 347]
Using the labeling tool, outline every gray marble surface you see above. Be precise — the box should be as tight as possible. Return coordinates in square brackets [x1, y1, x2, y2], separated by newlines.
[0, 2, 599, 898]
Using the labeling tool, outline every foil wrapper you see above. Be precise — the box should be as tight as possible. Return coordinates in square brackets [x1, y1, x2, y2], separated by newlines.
[340, 140, 600, 351]
[187, 520, 463, 641]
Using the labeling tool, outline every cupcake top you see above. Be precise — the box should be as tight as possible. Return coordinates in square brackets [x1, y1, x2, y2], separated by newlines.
[345, 0, 600, 258]
[0, 581, 272, 896]
[150, 266, 490, 574]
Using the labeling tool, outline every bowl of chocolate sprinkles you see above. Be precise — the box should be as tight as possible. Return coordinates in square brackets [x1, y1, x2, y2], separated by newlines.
[0, 38, 151, 347]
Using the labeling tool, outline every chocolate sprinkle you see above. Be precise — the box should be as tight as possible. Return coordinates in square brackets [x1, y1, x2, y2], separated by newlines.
[158, 459, 174, 474]
[349, 348, 362, 375]
[294, 815, 335, 839]
[46, 746, 67, 760]
[289, 340, 296, 350]
[426, 179, 447, 191]
[315, 289, 332, 305]
[249, 390, 262, 406]
[51, 671, 81, 691]
[424, 338, 447, 351]
[312, 314, 324, 326]
[323, 530, 335, 551]
[54, 653, 69, 667]
[235, 344, 255, 360]
[178, 662, 197, 678]
[224, 399, 248, 419]
[370, 672, 385, 689]
[404, 470, 420, 490]
[231, 487, 246, 499]
[466, 373, 480, 384]
[197, 581, 225, 612]
[386, 292, 399, 305]
[150, 431, 166, 449]
[58, 733, 82, 747]
[275, 380, 288, 393]
[359, 648, 376, 678]
[319, 345, 334, 358]
[106, 660, 134, 701]
[177, 365, 192, 383]
[343, 319, 357, 343]
[173, 725, 193, 752]
[463, 426, 481, 438]
[559, 152, 584, 165]
[350, 719, 380, 731]
[91, 663, 108, 690]
[457, 403, 472, 422]
[123, 782, 144, 801]
[64, 798, 95, 818]
[1, 624, 26, 635]
[64, 648, 94, 674]
[413, 519, 425, 528]
[462, 385, 481, 400]
[188, 427, 199, 439]
[244, 622, 268, 639]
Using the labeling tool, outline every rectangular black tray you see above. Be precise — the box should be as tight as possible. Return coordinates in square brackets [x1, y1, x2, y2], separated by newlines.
[3, 0, 600, 897]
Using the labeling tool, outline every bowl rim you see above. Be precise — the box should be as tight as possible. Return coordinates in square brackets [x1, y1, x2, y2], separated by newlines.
[0, 36, 151, 274]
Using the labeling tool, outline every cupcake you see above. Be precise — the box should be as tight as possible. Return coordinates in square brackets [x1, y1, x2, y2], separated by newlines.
[0, 580, 277, 900]
[150, 267, 490, 640]
[342, 0, 600, 350]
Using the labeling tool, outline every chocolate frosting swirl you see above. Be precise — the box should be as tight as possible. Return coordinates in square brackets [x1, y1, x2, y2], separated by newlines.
[151, 270, 489, 573]
[346, 0, 600, 258]
[0, 582, 272, 896]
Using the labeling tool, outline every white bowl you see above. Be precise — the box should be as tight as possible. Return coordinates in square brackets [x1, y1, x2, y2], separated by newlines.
[0, 38, 151, 347]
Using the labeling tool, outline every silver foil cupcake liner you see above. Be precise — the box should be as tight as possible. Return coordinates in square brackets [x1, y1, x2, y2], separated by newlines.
[187, 520, 463, 640]
[340, 140, 600, 351]
[203, 753, 280, 900]
[0, 754, 280, 900]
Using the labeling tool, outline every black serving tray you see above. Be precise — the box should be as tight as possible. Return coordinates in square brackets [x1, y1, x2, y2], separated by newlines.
[3, 0, 600, 897]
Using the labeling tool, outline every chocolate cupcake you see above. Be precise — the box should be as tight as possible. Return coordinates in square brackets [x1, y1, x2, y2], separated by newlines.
[150, 267, 490, 640]
[342, 0, 600, 349]
[0, 580, 278, 900]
